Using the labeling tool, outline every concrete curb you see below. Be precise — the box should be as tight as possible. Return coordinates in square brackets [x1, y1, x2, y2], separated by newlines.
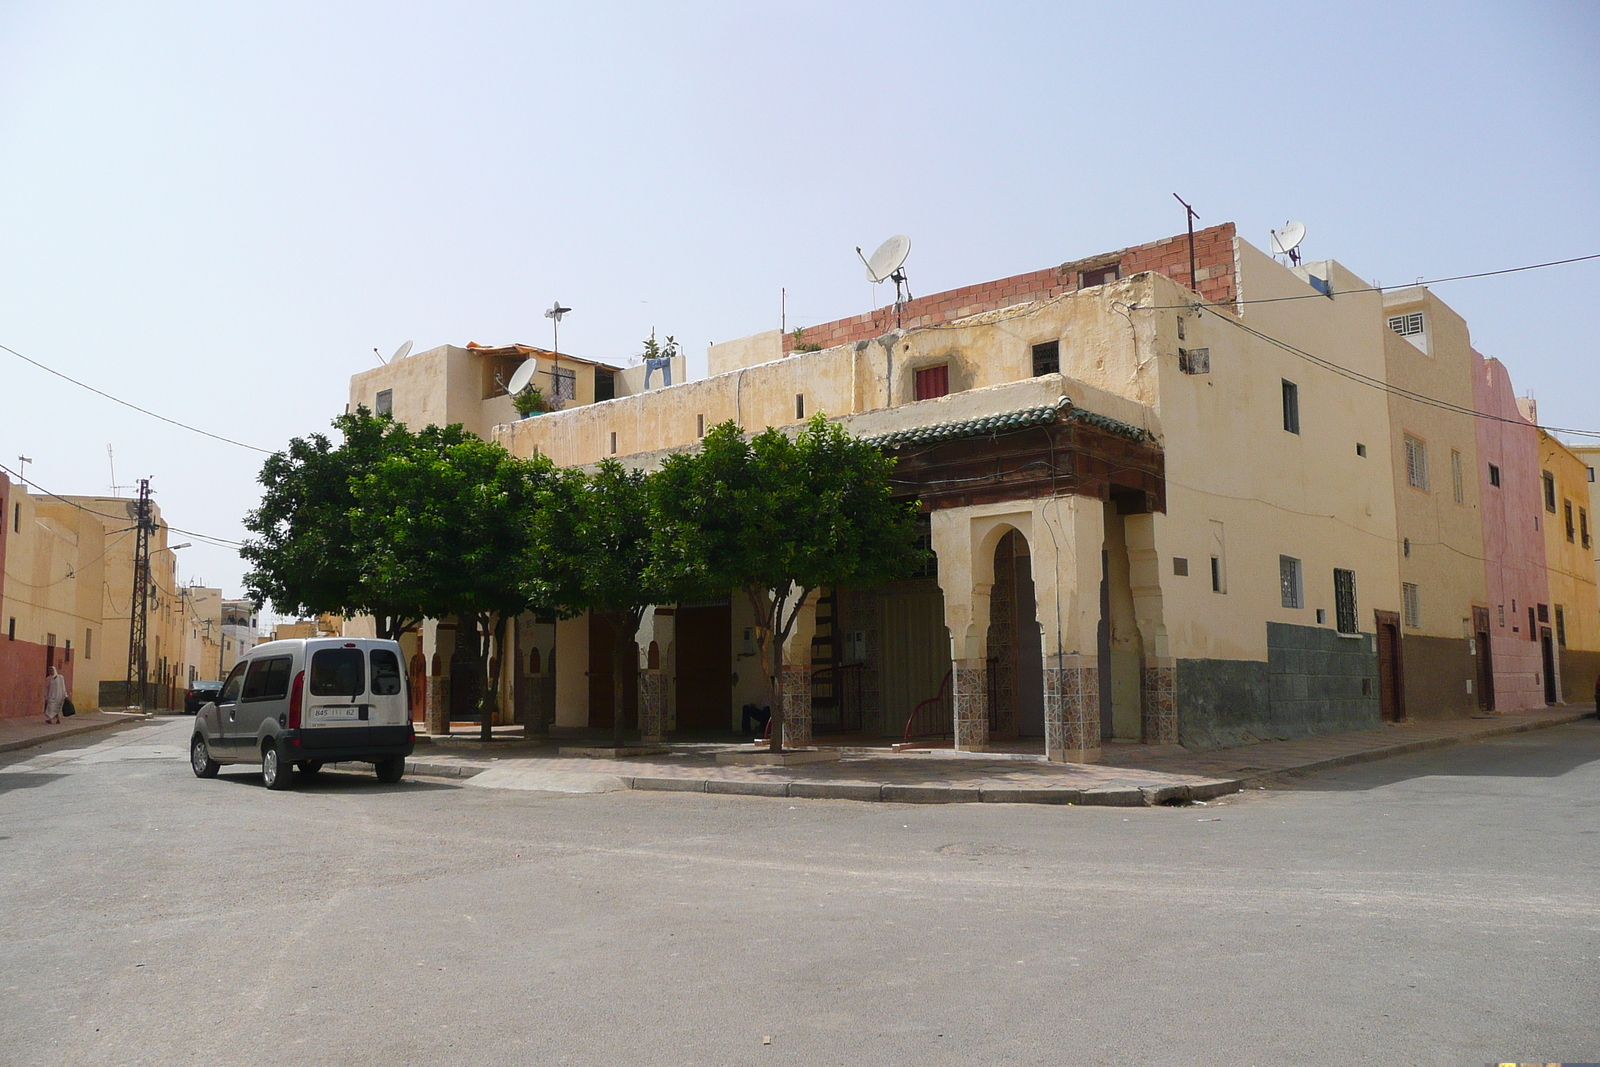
[406, 761, 490, 779]
[0, 713, 152, 754]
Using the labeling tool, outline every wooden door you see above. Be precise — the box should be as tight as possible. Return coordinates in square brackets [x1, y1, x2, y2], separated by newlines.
[1374, 610, 1405, 722]
[675, 604, 732, 732]
[1540, 628, 1557, 705]
[587, 612, 638, 731]
[1472, 606, 1495, 712]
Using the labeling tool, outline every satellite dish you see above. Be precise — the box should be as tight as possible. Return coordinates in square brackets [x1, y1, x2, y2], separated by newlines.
[391, 340, 413, 362]
[864, 235, 911, 283]
[506, 359, 538, 395]
[1270, 221, 1306, 263]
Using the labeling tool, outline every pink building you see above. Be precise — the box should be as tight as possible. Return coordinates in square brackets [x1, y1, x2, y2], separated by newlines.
[1473, 355, 1552, 711]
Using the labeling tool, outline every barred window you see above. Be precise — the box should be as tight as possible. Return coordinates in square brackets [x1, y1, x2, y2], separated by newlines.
[1543, 471, 1557, 512]
[1388, 312, 1424, 336]
[1334, 569, 1358, 634]
[1279, 555, 1303, 609]
[1402, 583, 1421, 629]
[1404, 434, 1429, 491]
[1555, 605, 1567, 647]
[1282, 380, 1300, 435]
[1451, 449, 1463, 504]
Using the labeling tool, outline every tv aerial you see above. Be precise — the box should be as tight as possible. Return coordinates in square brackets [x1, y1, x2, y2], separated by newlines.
[1270, 221, 1306, 266]
[856, 235, 912, 327]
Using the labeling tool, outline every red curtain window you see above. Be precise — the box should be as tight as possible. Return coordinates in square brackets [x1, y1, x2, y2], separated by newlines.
[915, 365, 949, 401]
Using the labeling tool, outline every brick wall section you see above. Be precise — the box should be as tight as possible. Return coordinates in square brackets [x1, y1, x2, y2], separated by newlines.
[785, 222, 1238, 355]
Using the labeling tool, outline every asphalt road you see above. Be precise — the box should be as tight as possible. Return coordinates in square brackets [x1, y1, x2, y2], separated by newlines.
[1, 715, 1596, 1067]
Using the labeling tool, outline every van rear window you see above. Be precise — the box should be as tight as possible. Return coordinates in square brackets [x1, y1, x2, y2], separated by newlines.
[310, 648, 365, 696]
[242, 657, 292, 701]
[370, 649, 402, 696]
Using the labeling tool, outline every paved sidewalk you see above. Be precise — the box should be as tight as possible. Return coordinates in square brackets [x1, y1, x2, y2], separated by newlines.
[399, 704, 1596, 806]
[0, 709, 154, 754]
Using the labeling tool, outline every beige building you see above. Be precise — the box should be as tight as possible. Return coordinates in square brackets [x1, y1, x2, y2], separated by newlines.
[0, 475, 189, 714]
[182, 586, 224, 684]
[1379, 288, 1491, 718]
[1538, 431, 1600, 702]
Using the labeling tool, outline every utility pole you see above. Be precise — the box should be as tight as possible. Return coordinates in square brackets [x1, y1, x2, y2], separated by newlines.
[125, 478, 153, 710]
[1173, 193, 1200, 295]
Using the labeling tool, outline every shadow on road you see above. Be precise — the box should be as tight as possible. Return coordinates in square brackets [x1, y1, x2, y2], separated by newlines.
[209, 769, 459, 793]
[0, 771, 68, 794]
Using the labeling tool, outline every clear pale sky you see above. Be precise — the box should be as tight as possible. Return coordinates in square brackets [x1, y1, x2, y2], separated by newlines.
[2, 1, 1597, 610]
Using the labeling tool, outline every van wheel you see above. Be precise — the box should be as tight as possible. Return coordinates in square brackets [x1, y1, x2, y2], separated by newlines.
[299, 761, 323, 777]
[262, 744, 295, 790]
[190, 735, 220, 778]
[374, 756, 405, 784]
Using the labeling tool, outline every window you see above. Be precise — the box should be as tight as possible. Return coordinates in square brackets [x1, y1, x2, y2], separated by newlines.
[1032, 340, 1060, 376]
[594, 369, 616, 402]
[552, 367, 576, 400]
[1178, 348, 1210, 374]
[1404, 434, 1429, 491]
[1387, 312, 1424, 336]
[1333, 568, 1358, 634]
[1210, 556, 1223, 592]
[910, 512, 937, 580]
[1209, 521, 1226, 592]
[218, 662, 247, 704]
[1497, 604, 1504, 627]
[1081, 265, 1120, 288]
[1537, 603, 1549, 623]
[696, 414, 705, 438]
[1451, 450, 1464, 504]
[1402, 583, 1421, 629]
[6, 618, 12, 641]
[1172, 557, 1189, 576]
[310, 648, 365, 696]
[1555, 606, 1567, 647]
[1356, 443, 1367, 458]
[914, 365, 949, 401]
[1316, 608, 1327, 625]
[241, 656, 292, 702]
[1528, 605, 1537, 641]
[1281, 380, 1300, 434]
[370, 649, 403, 696]
[1488, 463, 1501, 487]
[1403, 537, 1411, 558]
[11, 502, 17, 533]
[609, 432, 617, 455]
[85, 627, 92, 660]
[796, 394, 805, 419]
[1279, 555, 1303, 609]
[1589, 466, 1596, 483]
[1543, 471, 1556, 512]
[1582, 507, 1591, 549]
[1565, 500, 1575, 543]
[375, 389, 393, 417]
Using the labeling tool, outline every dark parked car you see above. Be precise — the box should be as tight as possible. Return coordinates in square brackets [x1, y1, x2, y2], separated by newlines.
[183, 681, 224, 715]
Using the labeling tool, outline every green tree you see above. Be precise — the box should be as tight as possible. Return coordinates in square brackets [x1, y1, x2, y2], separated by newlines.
[352, 428, 565, 741]
[560, 460, 665, 747]
[242, 409, 424, 640]
[652, 415, 923, 751]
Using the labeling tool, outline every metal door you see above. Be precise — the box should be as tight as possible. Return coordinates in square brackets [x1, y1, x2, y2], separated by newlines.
[1472, 606, 1495, 712]
[1374, 610, 1405, 722]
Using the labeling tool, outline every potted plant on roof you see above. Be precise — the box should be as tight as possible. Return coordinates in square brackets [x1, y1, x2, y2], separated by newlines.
[513, 384, 549, 419]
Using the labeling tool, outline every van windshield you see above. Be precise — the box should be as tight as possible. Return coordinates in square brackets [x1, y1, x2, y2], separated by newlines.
[310, 648, 365, 697]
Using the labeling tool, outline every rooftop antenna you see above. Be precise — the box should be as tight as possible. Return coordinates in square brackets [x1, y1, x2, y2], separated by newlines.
[857, 235, 912, 328]
[1269, 221, 1306, 267]
[106, 445, 130, 497]
[15, 455, 31, 488]
[1172, 193, 1200, 292]
[544, 302, 571, 407]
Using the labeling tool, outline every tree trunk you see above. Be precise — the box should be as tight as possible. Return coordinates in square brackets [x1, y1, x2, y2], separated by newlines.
[606, 609, 643, 749]
[475, 613, 497, 742]
[482, 613, 508, 742]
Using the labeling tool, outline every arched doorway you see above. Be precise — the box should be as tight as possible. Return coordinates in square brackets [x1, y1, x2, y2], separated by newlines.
[987, 529, 1045, 747]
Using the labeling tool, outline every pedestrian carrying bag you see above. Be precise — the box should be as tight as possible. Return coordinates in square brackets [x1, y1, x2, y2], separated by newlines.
[62, 698, 75, 717]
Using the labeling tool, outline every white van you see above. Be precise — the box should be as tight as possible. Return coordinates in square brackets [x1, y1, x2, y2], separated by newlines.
[190, 637, 415, 789]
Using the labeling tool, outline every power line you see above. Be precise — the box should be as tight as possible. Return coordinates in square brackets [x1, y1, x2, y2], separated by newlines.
[1, 341, 275, 454]
[0, 462, 247, 548]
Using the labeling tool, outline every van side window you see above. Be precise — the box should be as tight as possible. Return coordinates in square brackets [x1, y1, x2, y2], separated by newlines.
[370, 649, 402, 695]
[218, 662, 247, 704]
[241, 657, 292, 701]
[311, 648, 365, 696]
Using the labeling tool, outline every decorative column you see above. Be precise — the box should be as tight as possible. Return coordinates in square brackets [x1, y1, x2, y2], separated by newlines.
[423, 619, 450, 736]
[1031, 495, 1104, 763]
[1140, 659, 1177, 745]
[1044, 654, 1100, 762]
[634, 607, 670, 744]
[952, 657, 989, 751]
[780, 597, 817, 749]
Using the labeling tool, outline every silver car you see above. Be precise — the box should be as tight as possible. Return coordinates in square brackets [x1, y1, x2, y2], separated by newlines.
[190, 637, 415, 789]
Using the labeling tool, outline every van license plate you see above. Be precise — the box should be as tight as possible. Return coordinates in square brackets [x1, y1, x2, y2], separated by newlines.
[310, 706, 360, 721]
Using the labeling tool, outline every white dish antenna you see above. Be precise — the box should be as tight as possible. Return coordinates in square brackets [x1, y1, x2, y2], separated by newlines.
[863, 235, 911, 283]
[506, 359, 539, 395]
[391, 340, 413, 362]
[1270, 221, 1306, 265]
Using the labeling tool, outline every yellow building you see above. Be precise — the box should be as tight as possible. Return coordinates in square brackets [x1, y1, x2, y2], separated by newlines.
[1538, 431, 1600, 702]
[0, 475, 188, 713]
